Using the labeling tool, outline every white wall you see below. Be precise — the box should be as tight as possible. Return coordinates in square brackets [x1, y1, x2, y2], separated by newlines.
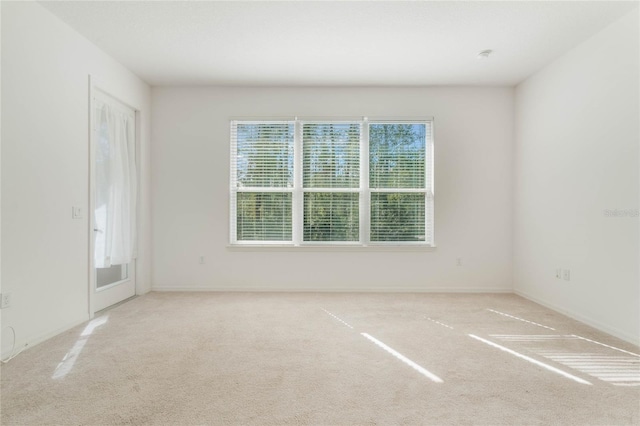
[1, 1, 151, 356]
[151, 86, 514, 292]
[514, 10, 639, 344]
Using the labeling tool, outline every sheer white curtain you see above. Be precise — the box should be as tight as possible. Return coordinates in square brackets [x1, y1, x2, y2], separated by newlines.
[94, 99, 137, 268]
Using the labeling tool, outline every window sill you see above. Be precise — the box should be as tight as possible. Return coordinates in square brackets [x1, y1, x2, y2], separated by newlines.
[226, 244, 437, 252]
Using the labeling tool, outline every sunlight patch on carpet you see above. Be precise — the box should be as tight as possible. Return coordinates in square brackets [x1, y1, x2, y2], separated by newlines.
[322, 308, 354, 329]
[489, 334, 640, 386]
[486, 309, 556, 331]
[469, 334, 591, 385]
[361, 332, 443, 383]
[426, 317, 454, 329]
[52, 315, 109, 379]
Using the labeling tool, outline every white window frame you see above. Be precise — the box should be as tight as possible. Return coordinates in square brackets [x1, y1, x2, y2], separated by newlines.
[230, 117, 434, 248]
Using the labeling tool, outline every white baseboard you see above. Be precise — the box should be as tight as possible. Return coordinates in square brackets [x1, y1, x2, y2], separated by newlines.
[151, 286, 513, 293]
[1, 315, 89, 361]
[514, 289, 640, 346]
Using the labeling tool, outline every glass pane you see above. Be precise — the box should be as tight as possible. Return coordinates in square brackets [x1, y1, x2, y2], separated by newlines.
[303, 123, 360, 188]
[236, 123, 294, 188]
[369, 124, 426, 189]
[237, 192, 292, 241]
[96, 264, 128, 289]
[304, 192, 359, 242]
[370, 193, 425, 242]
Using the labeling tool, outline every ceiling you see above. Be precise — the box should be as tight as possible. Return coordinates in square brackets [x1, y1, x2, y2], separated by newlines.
[39, 1, 638, 87]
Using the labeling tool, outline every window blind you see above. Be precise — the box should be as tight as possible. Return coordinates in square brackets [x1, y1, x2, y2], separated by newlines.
[302, 123, 360, 188]
[369, 123, 432, 243]
[303, 192, 359, 242]
[370, 193, 425, 242]
[302, 123, 360, 242]
[233, 122, 294, 188]
[231, 121, 294, 242]
[236, 192, 292, 241]
[369, 123, 426, 189]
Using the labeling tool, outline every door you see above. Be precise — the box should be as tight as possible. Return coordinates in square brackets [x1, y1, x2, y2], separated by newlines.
[90, 88, 137, 313]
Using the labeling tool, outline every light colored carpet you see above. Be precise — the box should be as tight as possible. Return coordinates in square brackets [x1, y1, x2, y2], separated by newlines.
[1, 292, 639, 425]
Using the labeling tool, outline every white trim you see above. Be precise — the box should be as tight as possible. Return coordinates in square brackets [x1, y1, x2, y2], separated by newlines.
[514, 289, 640, 346]
[228, 116, 434, 122]
[426, 118, 435, 245]
[230, 116, 366, 122]
[229, 121, 237, 244]
[230, 240, 297, 246]
[88, 76, 96, 317]
[96, 275, 130, 293]
[151, 286, 512, 293]
[292, 119, 303, 246]
[360, 122, 370, 244]
[370, 188, 428, 193]
[226, 244, 436, 251]
[365, 116, 434, 122]
[229, 118, 294, 123]
[301, 188, 361, 193]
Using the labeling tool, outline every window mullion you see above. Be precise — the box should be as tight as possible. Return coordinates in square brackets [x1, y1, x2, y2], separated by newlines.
[360, 121, 370, 245]
[292, 119, 303, 246]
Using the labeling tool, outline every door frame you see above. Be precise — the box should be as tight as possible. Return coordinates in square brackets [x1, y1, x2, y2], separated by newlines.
[88, 76, 140, 318]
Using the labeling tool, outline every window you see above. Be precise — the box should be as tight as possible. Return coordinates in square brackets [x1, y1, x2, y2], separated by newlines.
[230, 118, 433, 246]
[303, 123, 360, 242]
[231, 122, 293, 242]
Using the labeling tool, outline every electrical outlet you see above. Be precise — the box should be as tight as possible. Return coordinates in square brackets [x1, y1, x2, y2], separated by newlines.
[556, 269, 562, 279]
[456, 258, 462, 266]
[563, 269, 571, 281]
[1, 292, 12, 309]
[199, 256, 205, 264]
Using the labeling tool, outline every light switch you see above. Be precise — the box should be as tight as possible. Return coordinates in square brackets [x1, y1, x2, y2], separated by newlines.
[72, 206, 83, 219]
